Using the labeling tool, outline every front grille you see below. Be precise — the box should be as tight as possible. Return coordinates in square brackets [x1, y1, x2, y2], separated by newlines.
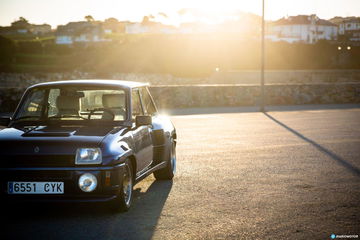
[3, 170, 71, 181]
[0, 155, 75, 168]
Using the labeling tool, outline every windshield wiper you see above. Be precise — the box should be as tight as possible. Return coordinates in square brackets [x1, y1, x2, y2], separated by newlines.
[49, 115, 87, 120]
[13, 116, 40, 122]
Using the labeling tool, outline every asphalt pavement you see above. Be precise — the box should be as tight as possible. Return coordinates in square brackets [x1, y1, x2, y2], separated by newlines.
[2, 106, 360, 240]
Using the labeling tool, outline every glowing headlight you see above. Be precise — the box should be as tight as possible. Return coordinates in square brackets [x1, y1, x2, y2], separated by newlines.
[75, 148, 102, 165]
[78, 173, 97, 192]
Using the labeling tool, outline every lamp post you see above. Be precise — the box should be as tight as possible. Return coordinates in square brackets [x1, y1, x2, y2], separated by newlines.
[260, 0, 265, 112]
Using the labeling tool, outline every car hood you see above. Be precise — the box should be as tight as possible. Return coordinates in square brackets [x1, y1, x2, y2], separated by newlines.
[0, 125, 118, 155]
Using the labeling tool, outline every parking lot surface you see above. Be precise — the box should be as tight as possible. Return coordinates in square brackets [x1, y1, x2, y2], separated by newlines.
[2, 107, 360, 239]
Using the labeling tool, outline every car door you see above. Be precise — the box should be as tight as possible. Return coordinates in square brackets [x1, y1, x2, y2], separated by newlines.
[131, 88, 153, 174]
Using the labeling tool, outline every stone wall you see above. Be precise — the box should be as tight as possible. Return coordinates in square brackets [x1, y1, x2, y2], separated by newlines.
[150, 83, 360, 110]
[1, 70, 360, 88]
[1, 83, 359, 113]
[211, 70, 360, 84]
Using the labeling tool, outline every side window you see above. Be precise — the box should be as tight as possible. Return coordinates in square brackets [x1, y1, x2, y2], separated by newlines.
[131, 89, 143, 119]
[17, 89, 45, 118]
[139, 87, 157, 115]
[48, 89, 60, 117]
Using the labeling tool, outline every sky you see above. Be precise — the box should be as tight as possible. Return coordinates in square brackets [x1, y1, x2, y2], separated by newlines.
[0, 0, 359, 27]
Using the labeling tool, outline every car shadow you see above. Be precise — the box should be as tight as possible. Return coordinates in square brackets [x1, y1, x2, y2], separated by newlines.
[2, 179, 173, 240]
[263, 112, 360, 177]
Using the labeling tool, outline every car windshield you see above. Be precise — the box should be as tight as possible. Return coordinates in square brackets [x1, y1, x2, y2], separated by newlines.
[14, 86, 127, 122]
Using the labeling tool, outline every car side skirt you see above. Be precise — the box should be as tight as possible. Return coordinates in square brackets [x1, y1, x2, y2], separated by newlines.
[134, 161, 167, 184]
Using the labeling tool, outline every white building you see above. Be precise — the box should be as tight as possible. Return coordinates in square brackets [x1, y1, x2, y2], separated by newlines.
[330, 17, 360, 41]
[125, 22, 179, 34]
[55, 22, 109, 45]
[267, 15, 338, 44]
[31, 24, 51, 35]
[125, 23, 149, 34]
[55, 35, 73, 44]
[338, 18, 360, 34]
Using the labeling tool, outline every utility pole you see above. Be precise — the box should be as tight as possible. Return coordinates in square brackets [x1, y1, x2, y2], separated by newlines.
[260, 0, 265, 112]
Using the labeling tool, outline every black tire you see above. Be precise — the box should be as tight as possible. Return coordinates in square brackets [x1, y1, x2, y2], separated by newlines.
[154, 138, 176, 180]
[108, 159, 133, 212]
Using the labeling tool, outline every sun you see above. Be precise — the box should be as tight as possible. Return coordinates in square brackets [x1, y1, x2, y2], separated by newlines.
[170, 0, 263, 25]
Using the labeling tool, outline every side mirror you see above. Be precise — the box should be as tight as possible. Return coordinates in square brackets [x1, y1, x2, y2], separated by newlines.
[0, 117, 11, 127]
[135, 115, 152, 127]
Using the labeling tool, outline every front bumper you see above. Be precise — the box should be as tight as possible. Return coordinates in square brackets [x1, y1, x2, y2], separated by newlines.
[0, 164, 125, 203]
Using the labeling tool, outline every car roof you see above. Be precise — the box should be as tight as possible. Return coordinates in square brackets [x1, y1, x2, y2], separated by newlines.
[29, 79, 149, 89]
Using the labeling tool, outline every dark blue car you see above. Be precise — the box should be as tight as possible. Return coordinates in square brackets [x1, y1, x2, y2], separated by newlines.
[0, 80, 176, 211]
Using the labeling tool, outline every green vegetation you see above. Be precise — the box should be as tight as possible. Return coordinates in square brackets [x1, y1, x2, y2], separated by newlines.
[0, 35, 15, 70]
[0, 34, 359, 77]
[2, 34, 54, 41]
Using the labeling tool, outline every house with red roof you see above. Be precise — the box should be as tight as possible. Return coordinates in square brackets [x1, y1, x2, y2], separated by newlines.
[267, 14, 338, 44]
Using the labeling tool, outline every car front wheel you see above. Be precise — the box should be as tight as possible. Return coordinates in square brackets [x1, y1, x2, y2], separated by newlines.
[109, 159, 133, 212]
[154, 138, 176, 180]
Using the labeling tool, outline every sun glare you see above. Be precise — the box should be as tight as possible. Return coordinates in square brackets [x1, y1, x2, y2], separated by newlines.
[167, 0, 262, 25]
[102, 0, 264, 26]
[1, 0, 359, 27]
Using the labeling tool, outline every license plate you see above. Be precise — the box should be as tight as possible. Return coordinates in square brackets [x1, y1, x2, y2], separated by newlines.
[8, 182, 64, 194]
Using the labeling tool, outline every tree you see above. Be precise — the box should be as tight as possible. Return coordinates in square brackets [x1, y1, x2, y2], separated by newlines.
[177, 9, 188, 16]
[105, 17, 119, 24]
[142, 15, 155, 26]
[85, 15, 95, 22]
[11, 17, 30, 28]
[19, 17, 28, 22]
[0, 35, 15, 69]
[158, 12, 168, 18]
[142, 16, 150, 25]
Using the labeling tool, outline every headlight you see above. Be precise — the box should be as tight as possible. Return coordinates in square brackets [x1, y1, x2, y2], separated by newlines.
[75, 148, 102, 165]
[78, 173, 97, 192]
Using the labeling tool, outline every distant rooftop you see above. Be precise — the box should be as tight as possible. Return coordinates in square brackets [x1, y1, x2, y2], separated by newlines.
[274, 15, 337, 26]
[330, 16, 360, 24]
